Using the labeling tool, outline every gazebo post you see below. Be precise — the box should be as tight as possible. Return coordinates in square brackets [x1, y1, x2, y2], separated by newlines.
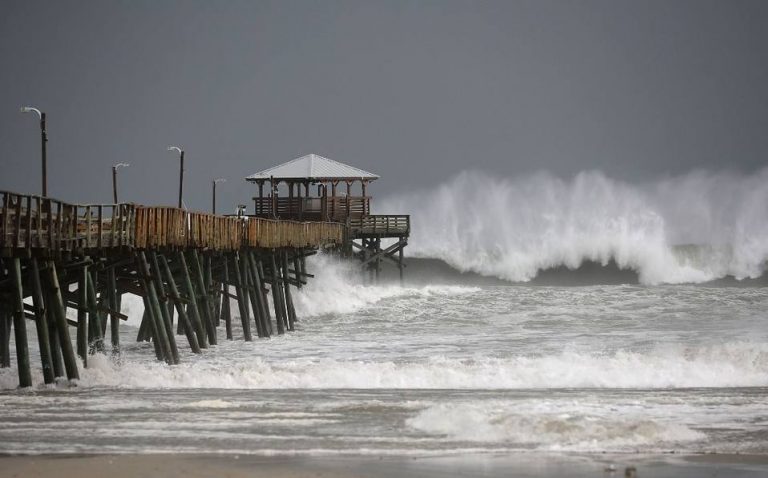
[288, 182, 294, 217]
[331, 181, 338, 220]
[270, 177, 277, 219]
[345, 180, 351, 218]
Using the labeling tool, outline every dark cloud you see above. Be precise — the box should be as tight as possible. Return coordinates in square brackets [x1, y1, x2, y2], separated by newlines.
[1, 0, 766, 212]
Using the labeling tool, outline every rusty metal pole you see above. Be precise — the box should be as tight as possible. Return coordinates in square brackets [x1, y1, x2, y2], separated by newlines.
[21, 107, 47, 196]
[41, 112, 47, 197]
[179, 150, 184, 209]
[112, 163, 129, 203]
[212, 178, 225, 215]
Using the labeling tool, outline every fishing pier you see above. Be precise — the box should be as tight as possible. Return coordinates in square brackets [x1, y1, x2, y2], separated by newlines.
[0, 154, 409, 388]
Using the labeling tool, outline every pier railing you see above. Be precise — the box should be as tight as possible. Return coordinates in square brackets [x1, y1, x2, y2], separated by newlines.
[348, 215, 410, 237]
[253, 196, 371, 221]
[1, 190, 343, 255]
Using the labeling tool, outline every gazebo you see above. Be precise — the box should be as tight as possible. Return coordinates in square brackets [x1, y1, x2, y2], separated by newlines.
[245, 154, 378, 221]
[245, 153, 409, 282]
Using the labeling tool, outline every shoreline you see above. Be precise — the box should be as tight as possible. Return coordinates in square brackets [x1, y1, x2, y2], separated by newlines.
[1, 452, 767, 478]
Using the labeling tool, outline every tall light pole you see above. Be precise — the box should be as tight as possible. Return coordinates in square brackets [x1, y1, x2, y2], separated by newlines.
[167, 146, 184, 208]
[112, 163, 130, 203]
[212, 178, 226, 214]
[20, 106, 47, 196]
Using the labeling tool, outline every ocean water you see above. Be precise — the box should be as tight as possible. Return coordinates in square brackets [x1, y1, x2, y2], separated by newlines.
[1, 169, 767, 458]
[0, 254, 767, 456]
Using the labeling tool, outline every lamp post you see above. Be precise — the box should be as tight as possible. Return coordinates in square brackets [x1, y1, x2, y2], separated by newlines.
[167, 146, 184, 208]
[20, 106, 47, 196]
[112, 163, 130, 203]
[212, 178, 226, 214]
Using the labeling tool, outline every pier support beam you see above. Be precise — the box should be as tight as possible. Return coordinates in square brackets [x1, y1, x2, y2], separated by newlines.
[11, 258, 32, 387]
[178, 252, 208, 348]
[148, 252, 179, 364]
[44, 260, 79, 381]
[0, 305, 10, 369]
[269, 252, 286, 335]
[159, 256, 201, 354]
[30, 258, 55, 383]
[136, 252, 176, 365]
[233, 253, 252, 341]
[76, 265, 88, 366]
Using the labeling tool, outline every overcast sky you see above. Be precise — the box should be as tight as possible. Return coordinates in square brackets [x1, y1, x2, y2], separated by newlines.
[1, 0, 766, 212]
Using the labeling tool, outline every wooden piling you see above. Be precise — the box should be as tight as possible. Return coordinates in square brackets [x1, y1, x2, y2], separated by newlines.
[0, 306, 10, 368]
[136, 309, 150, 343]
[190, 250, 217, 346]
[85, 271, 105, 354]
[158, 255, 201, 354]
[243, 253, 264, 338]
[11, 258, 32, 387]
[243, 251, 268, 337]
[221, 259, 233, 340]
[107, 267, 120, 354]
[136, 252, 175, 365]
[232, 253, 252, 341]
[30, 258, 55, 383]
[282, 251, 297, 331]
[44, 260, 79, 381]
[269, 253, 285, 335]
[140, 293, 164, 361]
[76, 265, 88, 365]
[148, 252, 179, 364]
[45, 287, 64, 378]
[257, 260, 274, 332]
[177, 252, 208, 348]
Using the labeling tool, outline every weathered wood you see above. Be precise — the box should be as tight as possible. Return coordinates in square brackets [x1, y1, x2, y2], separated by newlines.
[243, 252, 264, 338]
[44, 260, 79, 381]
[177, 252, 208, 348]
[269, 252, 287, 334]
[86, 271, 105, 354]
[221, 259, 233, 340]
[148, 252, 179, 364]
[282, 251, 297, 331]
[190, 250, 216, 346]
[159, 255, 201, 354]
[232, 253, 252, 342]
[253, 253, 273, 336]
[136, 252, 175, 365]
[107, 267, 120, 354]
[30, 258, 55, 383]
[11, 258, 32, 387]
[45, 286, 64, 378]
[76, 265, 88, 365]
[0, 305, 10, 368]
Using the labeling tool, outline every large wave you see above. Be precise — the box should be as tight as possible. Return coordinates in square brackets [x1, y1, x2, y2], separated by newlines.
[380, 169, 768, 284]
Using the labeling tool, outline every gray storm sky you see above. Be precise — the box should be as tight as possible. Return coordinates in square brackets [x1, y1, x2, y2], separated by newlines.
[1, 0, 766, 213]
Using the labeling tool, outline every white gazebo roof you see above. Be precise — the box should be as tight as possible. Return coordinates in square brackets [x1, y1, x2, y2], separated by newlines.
[245, 154, 379, 182]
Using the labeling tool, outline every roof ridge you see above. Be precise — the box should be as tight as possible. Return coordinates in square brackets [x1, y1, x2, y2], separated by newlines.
[246, 153, 379, 181]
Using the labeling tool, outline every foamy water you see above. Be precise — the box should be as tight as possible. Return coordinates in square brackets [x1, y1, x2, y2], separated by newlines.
[0, 254, 767, 455]
[380, 169, 768, 284]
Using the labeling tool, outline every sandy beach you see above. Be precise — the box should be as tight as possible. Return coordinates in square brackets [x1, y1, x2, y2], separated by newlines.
[1, 453, 767, 478]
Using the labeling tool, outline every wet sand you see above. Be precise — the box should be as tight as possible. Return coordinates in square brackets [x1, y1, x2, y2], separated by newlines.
[1, 453, 767, 478]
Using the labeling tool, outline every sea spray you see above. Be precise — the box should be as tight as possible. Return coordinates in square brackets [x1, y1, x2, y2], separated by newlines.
[380, 168, 768, 284]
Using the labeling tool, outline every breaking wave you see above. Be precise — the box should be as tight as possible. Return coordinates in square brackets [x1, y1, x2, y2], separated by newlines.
[3, 341, 764, 390]
[380, 169, 768, 284]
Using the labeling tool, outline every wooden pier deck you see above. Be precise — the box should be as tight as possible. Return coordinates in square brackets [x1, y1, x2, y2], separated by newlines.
[0, 190, 345, 388]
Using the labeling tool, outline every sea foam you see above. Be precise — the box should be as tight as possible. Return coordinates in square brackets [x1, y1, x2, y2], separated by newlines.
[380, 168, 768, 284]
[3, 341, 764, 390]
